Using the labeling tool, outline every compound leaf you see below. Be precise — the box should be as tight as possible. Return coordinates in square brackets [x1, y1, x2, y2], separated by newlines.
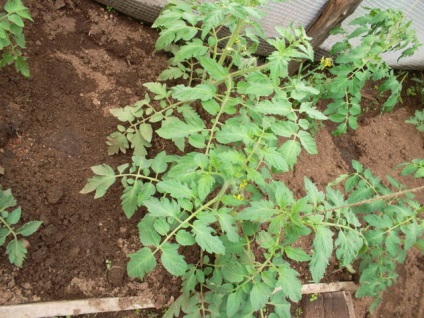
[80, 165, 116, 199]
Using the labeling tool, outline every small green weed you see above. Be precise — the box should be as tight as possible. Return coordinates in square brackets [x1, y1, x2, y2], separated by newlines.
[0, 187, 42, 267]
[0, 0, 32, 76]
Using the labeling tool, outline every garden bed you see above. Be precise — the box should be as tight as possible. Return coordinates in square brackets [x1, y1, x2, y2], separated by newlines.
[0, 1, 423, 317]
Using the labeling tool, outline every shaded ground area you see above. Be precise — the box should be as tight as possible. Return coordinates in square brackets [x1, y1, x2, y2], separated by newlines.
[0, 1, 422, 317]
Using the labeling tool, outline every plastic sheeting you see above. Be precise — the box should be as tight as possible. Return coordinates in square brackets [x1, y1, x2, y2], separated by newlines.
[95, 0, 424, 70]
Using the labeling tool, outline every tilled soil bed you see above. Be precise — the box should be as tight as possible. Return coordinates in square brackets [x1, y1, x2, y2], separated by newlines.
[0, 1, 423, 317]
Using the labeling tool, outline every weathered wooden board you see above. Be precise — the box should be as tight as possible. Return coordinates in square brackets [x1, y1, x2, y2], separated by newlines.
[302, 291, 356, 318]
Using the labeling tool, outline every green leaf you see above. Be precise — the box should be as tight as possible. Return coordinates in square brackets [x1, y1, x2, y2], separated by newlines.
[144, 197, 180, 218]
[284, 246, 311, 262]
[192, 220, 225, 254]
[250, 282, 272, 311]
[386, 231, 401, 256]
[254, 98, 292, 116]
[188, 134, 206, 148]
[16, 221, 42, 237]
[299, 103, 328, 120]
[161, 243, 187, 276]
[298, 130, 317, 154]
[176, 230, 196, 246]
[172, 84, 216, 102]
[222, 260, 246, 283]
[14, 56, 29, 77]
[6, 207, 21, 225]
[237, 200, 278, 222]
[216, 124, 250, 144]
[263, 148, 289, 172]
[201, 99, 220, 116]
[137, 182, 156, 206]
[5, 0, 29, 14]
[198, 174, 215, 201]
[271, 121, 299, 138]
[107, 131, 129, 155]
[154, 218, 171, 235]
[157, 116, 203, 140]
[217, 210, 239, 242]
[280, 140, 301, 169]
[227, 291, 243, 317]
[310, 226, 333, 282]
[127, 247, 157, 278]
[8, 14, 24, 27]
[198, 56, 229, 81]
[157, 180, 192, 199]
[239, 72, 274, 97]
[158, 67, 186, 81]
[402, 221, 420, 249]
[143, 82, 169, 100]
[121, 181, 142, 218]
[6, 239, 27, 267]
[335, 230, 363, 267]
[138, 216, 161, 246]
[277, 264, 302, 302]
[151, 151, 171, 174]
[173, 38, 208, 63]
[80, 165, 116, 199]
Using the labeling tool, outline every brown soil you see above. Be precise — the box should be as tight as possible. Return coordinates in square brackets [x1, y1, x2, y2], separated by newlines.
[0, 1, 422, 317]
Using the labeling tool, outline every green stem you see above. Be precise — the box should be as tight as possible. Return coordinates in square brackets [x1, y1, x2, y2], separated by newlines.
[0, 215, 16, 241]
[317, 185, 424, 215]
[116, 173, 160, 183]
[383, 216, 416, 234]
[152, 183, 230, 255]
[205, 78, 233, 155]
[217, 18, 245, 66]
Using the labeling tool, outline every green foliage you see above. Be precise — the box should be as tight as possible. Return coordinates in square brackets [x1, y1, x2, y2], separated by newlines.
[0, 186, 42, 267]
[406, 109, 424, 132]
[321, 8, 420, 135]
[82, 0, 423, 316]
[0, 0, 32, 76]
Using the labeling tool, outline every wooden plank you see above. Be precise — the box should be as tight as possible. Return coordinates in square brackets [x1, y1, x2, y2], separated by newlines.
[0, 296, 155, 318]
[289, 0, 363, 74]
[306, 0, 363, 49]
[302, 291, 356, 318]
[0, 282, 357, 317]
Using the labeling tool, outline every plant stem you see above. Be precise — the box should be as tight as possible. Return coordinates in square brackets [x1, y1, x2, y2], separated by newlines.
[320, 185, 424, 215]
[218, 18, 245, 66]
[0, 215, 16, 241]
[152, 183, 230, 255]
[205, 78, 232, 155]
